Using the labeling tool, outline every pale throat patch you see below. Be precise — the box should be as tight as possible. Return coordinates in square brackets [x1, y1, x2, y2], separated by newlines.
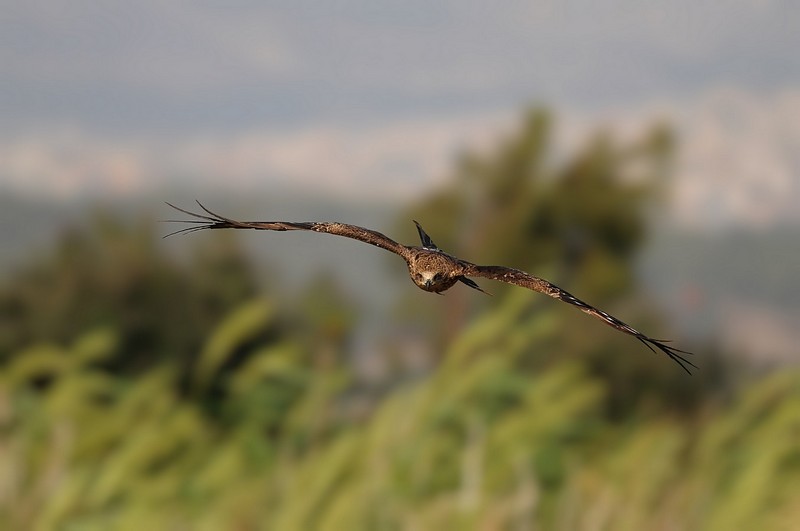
[421, 271, 436, 282]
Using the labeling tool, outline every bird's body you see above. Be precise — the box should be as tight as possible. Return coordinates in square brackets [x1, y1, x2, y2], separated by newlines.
[165, 201, 697, 373]
[406, 248, 463, 292]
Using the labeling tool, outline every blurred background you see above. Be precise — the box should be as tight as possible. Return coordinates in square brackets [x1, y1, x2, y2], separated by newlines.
[1, 2, 799, 530]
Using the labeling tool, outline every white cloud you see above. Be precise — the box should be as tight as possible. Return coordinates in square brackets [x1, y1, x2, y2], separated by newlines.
[2, 88, 799, 230]
[559, 88, 800, 229]
[670, 89, 800, 229]
[160, 113, 514, 199]
[0, 128, 150, 199]
[0, 113, 511, 200]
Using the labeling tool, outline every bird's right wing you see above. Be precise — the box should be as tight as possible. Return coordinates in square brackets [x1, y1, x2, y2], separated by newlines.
[463, 264, 697, 374]
[164, 201, 411, 259]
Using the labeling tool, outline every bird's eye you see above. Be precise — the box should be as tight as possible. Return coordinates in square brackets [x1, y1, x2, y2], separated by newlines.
[433, 273, 441, 280]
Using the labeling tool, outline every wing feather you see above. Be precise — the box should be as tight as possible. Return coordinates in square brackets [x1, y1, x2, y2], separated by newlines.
[164, 201, 411, 259]
[464, 264, 697, 374]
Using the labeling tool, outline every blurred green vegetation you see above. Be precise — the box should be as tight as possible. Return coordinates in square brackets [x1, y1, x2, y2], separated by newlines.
[2, 296, 799, 530]
[0, 213, 261, 374]
[1, 109, 797, 530]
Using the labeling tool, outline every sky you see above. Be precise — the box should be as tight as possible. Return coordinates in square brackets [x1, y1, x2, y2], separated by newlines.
[2, 1, 799, 229]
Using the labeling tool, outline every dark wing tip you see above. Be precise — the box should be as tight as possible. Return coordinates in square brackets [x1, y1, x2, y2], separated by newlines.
[637, 336, 698, 375]
[161, 200, 227, 238]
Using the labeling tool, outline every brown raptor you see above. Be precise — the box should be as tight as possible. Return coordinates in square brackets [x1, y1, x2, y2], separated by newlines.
[164, 201, 696, 374]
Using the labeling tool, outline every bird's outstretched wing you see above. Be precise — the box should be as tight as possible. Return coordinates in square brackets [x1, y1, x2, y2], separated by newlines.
[463, 264, 697, 374]
[164, 201, 411, 259]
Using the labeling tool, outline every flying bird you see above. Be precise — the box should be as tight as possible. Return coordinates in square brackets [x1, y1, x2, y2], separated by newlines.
[164, 201, 696, 374]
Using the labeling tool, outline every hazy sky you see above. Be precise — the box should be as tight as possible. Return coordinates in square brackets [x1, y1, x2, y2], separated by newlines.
[2, 1, 799, 227]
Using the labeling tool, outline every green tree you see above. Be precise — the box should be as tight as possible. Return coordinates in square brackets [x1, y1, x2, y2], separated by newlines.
[0, 212, 260, 375]
[402, 109, 671, 305]
[396, 109, 707, 412]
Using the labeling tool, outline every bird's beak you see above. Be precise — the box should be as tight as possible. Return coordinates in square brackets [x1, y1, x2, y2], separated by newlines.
[424, 279, 432, 289]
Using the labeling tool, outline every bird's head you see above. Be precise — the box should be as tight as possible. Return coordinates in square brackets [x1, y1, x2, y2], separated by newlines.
[408, 248, 460, 293]
[413, 270, 450, 292]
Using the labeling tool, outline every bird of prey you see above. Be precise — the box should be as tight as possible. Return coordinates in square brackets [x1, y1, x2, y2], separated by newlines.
[164, 201, 696, 374]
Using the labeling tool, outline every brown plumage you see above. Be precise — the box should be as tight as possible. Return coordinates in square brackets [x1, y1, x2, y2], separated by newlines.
[164, 201, 696, 374]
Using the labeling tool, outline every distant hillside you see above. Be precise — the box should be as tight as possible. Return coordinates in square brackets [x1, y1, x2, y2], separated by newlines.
[0, 189, 407, 312]
[640, 227, 800, 364]
[642, 228, 800, 310]
[0, 193, 82, 271]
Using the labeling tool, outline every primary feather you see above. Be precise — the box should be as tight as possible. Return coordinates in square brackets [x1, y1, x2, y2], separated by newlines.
[462, 264, 697, 374]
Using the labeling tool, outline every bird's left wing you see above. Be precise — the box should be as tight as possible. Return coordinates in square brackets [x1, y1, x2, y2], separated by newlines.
[463, 264, 697, 374]
[164, 201, 411, 259]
